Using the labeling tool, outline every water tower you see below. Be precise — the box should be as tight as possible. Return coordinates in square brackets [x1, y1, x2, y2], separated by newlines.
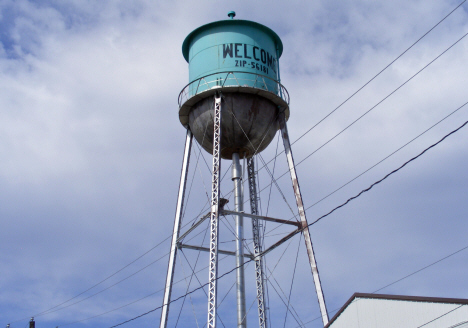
[160, 12, 329, 328]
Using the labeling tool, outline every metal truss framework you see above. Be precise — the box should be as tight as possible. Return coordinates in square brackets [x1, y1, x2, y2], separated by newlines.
[279, 112, 329, 326]
[160, 96, 329, 328]
[159, 129, 193, 328]
[247, 157, 268, 328]
[207, 94, 222, 328]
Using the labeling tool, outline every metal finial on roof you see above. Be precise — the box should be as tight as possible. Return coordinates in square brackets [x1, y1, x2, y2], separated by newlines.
[227, 11, 236, 19]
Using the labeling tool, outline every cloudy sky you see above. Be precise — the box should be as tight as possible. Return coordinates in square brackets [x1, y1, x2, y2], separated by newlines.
[1, 0, 468, 327]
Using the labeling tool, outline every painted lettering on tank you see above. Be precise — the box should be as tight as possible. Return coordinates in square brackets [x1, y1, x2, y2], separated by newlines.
[253, 46, 260, 61]
[243, 44, 251, 59]
[221, 43, 277, 74]
[223, 44, 233, 58]
[260, 49, 266, 64]
[235, 43, 242, 58]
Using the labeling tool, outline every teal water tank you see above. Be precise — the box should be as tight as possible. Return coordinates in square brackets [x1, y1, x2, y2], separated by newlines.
[178, 12, 289, 159]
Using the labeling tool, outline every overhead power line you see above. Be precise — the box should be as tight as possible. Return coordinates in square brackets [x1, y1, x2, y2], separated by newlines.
[8, 234, 174, 324]
[103, 115, 468, 328]
[296, 241, 468, 327]
[416, 305, 465, 328]
[107, 258, 255, 328]
[9, 209, 211, 324]
[256, 30, 468, 205]
[261, 99, 467, 241]
[257, 0, 467, 172]
[373, 243, 468, 294]
[304, 100, 468, 212]
[264, 117, 468, 267]
[307, 119, 468, 228]
[9, 2, 466, 326]
[49, 94, 468, 328]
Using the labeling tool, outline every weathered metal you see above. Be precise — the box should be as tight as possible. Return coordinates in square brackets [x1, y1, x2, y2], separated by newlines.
[159, 129, 193, 328]
[179, 16, 289, 160]
[232, 153, 247, 328]
[257, 228, 302, 258]
[247, 157, 268, 328]
[178, 71, 290, 127]
[188, 92, 279, 159]
[221, 210, 301, 227]
[168, 13, 331, 328]
[279, 112, 329, 326]
[207, 94, 222, 328]
[178, 243, 254, 260]
[176, 212, 211, 244]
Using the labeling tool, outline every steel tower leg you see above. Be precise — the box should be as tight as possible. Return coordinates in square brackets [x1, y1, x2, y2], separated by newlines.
[247, 157, 268, 328]
[207, 94, 222, 328]
[232, 153, 246, 328]
[159, 129, 193, 328]
[279, 113, 329, 327]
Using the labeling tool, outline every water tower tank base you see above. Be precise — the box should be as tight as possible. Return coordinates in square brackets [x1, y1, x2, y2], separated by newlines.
[189, 92, 279, 159]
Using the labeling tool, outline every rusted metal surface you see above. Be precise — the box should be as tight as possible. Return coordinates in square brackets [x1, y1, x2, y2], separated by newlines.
[189, 93, 279, 159]
[178, 72, 290, 128]
[176, 212, 211, 243]
[279, 112, 329, 326]
[222, 210, 301, 228]
[160, 129, 193, 328]
[178, 244, 254, 260]
[257, 228, 302, 258]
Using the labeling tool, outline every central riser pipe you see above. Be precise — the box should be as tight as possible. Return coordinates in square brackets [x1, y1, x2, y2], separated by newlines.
[232, 152, 246, 328]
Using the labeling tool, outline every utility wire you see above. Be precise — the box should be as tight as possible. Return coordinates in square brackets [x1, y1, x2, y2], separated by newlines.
[257, 0, 467, 173]
[177, 257, 201, 328]
[256, 29, 468, 208]
[147, 117, 468, 326]
[373, 244, 468, 294]
[263, 99, 467, 239]
[444, 320, 468, 328]
[10, 195, 213, 323]
[303, 100, 468, 214]
[57, 255, 231, 327]
[107, 258, 255, 328]
[267, 118, 468, 294]
[294, 242, 468, 327]
[9, 235, 174, 323]
[416, 305, 464, 328]
[41, 250, 171, 317]
[60, 117, 468, 328]
[174, 221, 210, 328]
[10, 2, 466, 325]
[294, 31, 468, 170]
[179, 250, 228, 328]
[283, 234, 303, 328]
[266, 134, 281, 218]
[28, 217, 219, 325]
[307, 119, 468, 228]
[223, 97, 300, 221]
[264, 238, 305, 327]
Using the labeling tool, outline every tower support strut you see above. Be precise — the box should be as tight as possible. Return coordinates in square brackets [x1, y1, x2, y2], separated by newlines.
[279, 112, 329, 326]
[207, 94, 223, 328]
[247, 157, 268, 328]
[159, 129, 193, 328]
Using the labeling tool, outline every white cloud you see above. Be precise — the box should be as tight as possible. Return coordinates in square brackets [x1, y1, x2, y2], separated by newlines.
[1, 1, 467, 327]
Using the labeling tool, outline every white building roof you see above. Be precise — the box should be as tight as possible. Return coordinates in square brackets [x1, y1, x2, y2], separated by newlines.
[326, 293, 468, 328]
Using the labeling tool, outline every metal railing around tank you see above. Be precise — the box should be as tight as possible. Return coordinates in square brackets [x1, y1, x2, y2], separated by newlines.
[178, 71, 289, 108]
